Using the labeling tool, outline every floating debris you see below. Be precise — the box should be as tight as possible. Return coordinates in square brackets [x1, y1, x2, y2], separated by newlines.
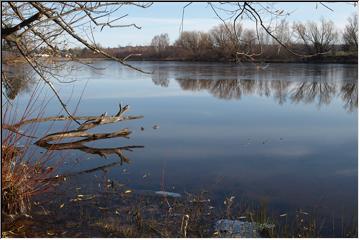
[155, 191, 181, 198]
[140, 127, 144, 131]
[39, 206, 50, 215]
[260, 223, 275, 229]
[213, 231, 220, 236]
[124, 190, 132, 194]
[224, 196, 235, 205]
[280, 213, 287, 217]
[59, 203, 65, 209]
[152, 125, 159, 130]
[190, 199, 210, 203]
[300, 210, 309, 215]
[106, 179, 114, 188]
[70, 194, 96, 202]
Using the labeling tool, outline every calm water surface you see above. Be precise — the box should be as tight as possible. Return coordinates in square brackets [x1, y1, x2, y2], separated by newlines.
[10, 61, 358, 235]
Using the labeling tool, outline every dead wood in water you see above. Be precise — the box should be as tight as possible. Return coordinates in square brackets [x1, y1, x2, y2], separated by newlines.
[3, 104, 143, 130]
[3, 104, 144, 159]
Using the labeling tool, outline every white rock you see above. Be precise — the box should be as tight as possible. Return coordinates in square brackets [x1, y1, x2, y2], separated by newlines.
[214, 219, 260, 238]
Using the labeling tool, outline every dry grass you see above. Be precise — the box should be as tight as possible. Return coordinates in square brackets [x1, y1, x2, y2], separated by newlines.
[1, 85, 59, 217]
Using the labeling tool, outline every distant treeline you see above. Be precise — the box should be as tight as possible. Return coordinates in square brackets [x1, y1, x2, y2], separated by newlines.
[8, 16, 358, 64]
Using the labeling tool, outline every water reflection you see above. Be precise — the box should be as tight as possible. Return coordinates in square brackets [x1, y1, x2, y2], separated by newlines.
[151, 65, 170, 87]
[7, 61, 356, 237]
[290, 81, 336, 107]
[37, 139, 143, 164]
[162, 78, 357, 111]
[341, 82, 358, 112]
[2, 64, 36, 99]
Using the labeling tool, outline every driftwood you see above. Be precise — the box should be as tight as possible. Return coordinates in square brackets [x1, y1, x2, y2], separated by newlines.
[4, 104, 144, 160]
[3, 104, 143, 129]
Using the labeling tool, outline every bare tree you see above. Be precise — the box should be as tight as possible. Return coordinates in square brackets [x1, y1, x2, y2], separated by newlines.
[241, 29, 256, 51]
[293, 18, 338, 54]
[209, 23, 243, 60]
[151, 33, 170, 53]
[198, 32, 213, 57]
[174, 30, 215, 59]
[175, 31, 200, 52]
[272, 19, 292, 53]
[1, 2, 152, 122]
[343, 13, 358, 51]
[204, 2, 354, 61]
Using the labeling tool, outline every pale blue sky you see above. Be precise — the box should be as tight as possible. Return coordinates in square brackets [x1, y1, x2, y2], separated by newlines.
[87, 2, 358, 47]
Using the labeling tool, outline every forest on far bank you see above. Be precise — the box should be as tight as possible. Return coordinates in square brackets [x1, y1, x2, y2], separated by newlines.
[63, 15, 357, 63]
[2, 6, 357, 64]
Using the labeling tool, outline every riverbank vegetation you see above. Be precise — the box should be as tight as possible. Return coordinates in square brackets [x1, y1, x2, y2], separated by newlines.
[55, 14, 357, 63]
[3, 8, 358, 64]
[2, 89, 56, 218]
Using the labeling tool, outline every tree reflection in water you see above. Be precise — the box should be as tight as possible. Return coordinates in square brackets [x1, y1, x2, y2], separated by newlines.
[5, 63, 357, 113]
[151, 65, 170, 87]
[341, 82, 358, 112]
[290, 81, 336, 107]
[2, 64, 36, 100]
[164, 77, 357, 112]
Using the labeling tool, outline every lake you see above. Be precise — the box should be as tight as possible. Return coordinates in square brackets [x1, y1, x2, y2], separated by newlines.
[7, 61, 358, 236]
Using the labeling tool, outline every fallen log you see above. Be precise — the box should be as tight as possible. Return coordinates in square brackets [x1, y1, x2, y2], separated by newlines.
[4, 104, 144, 160]
[3, 104, 143, 130]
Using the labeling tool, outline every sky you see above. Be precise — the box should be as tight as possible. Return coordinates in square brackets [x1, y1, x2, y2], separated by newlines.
[86, 2, 358, 47]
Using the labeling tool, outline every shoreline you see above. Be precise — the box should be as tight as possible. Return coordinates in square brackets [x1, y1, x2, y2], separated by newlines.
[53, 57, 358, 65]
[4, 54, 357, 65]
